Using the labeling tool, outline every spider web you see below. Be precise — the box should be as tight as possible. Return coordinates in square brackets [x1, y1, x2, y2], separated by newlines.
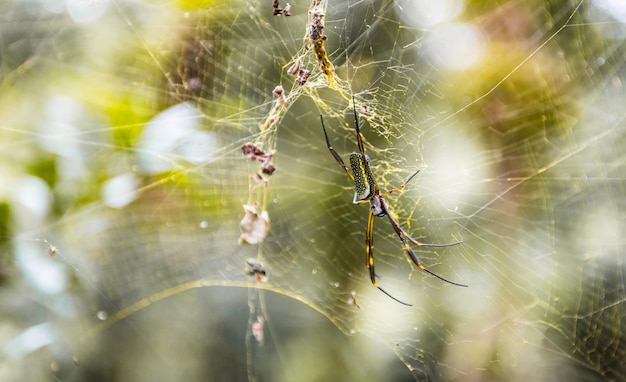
[1, 0, 625, 381]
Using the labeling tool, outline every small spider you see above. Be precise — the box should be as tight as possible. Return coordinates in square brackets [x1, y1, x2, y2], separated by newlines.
[320, 98, 467, 305]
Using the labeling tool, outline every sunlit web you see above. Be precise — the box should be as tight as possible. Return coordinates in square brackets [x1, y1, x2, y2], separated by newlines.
[1, 0, 625, 381]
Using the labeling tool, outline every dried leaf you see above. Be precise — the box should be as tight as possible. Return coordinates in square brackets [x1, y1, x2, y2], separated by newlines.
[238, 204, 270, 244]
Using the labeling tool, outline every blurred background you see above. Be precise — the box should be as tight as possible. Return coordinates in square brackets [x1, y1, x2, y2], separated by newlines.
[0, 0, 625, 381]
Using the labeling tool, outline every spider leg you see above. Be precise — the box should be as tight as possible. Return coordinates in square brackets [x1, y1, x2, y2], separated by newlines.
[381, 170, 461, 247]
[320, 115, 354, 181]
[365, 208, 375, 269]
[381, 198, 468, 287]
[404, 232, 462, 248]
[351, 96, 366, 158]
[374, 138, 459, 241]
[366, 208, 413, 306]
[381, 169, 421, 198]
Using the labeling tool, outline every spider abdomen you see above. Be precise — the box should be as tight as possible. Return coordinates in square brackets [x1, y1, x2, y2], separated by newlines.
[349, 153, 375, 202]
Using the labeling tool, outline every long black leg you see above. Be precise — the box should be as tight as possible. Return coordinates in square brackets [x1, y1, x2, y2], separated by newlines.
[404, 232, 462, 248]
[320, 115, 354, 181]
[381, 198, 468, 287]
[381, 170, 462, 248]
[352, 96, 366, 158]
[366, 209, 413, 306]
[381, 169, 421, 198]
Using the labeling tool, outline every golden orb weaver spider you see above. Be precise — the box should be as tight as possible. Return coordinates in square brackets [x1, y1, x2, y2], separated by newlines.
[320, 98, 467, 306]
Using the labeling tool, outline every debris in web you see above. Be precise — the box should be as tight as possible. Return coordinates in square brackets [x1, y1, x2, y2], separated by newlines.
[245, 259, 269, 282]
[239, 204, 270, 245]
[285, 57, 311, 86]
[242, 143, 272, 162]
[260, 83, 289, 129]
[251, 316, 265, 346]
[35, 238, 59, 256]
[272, 0, 291, 16]
[295, 68, 311, 85]
[287, 58, 302, 76]
[241, 143, 276, 184]
[272, 85, 286, 107]
[304, 0, 336, 87]
[260, 162, 276, 176]
[240, 142, 274, 244]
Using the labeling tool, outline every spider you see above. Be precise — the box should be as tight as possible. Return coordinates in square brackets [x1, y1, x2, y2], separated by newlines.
[320, 99, 467, 306]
